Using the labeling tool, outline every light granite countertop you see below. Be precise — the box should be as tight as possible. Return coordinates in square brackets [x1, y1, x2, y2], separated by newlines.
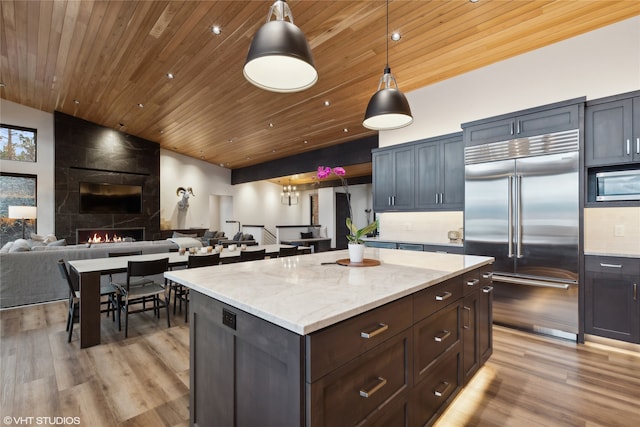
[165, 248, 493, 335]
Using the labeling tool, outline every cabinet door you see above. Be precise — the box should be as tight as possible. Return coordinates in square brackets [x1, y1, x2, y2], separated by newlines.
[392, 146, 415, 210]
[585, 257, 640, 343]
[441, 138, 464, 209]
[463, 117, 515, 146]
[415, 142, 440, 209]
[516, 104, 580, 138]
[585, 99, 634, 166]
[478, 285, 493, 364]
[462, 292, 479, 385]
[634, 97, 640, 161]
[372, 150, 394, 211]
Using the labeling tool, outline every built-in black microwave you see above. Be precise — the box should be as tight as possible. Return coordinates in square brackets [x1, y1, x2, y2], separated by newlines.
[596, 170, 640, 201]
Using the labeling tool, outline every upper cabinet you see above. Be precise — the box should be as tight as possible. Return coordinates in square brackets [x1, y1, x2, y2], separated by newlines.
[372, 145, 415, 211]
[415, 134, 464, 210]
[585, 91, 640, 166]
[372, 133, 463, 212]
[462, 98, 584, 146]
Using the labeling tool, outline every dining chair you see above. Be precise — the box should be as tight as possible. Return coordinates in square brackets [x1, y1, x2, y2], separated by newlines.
[239, 249, 266, 262]
[278, 246, 298, 257]
[112, 257, 170, 338]
[173, 253, 220, 322]
[57, 259, 118, 342]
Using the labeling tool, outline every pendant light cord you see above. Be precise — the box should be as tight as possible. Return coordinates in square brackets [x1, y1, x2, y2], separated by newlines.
[385, 0, 389, 71]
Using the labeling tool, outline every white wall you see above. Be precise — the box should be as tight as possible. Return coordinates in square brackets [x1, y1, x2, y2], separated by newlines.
[381, 16, 640, 147]
[376, 16, 640, 242]
[160, 149, 232, 230]
[0, 99, 55, 235]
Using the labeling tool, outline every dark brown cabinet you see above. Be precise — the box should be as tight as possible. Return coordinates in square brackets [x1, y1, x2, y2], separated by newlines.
[462, 99, 583, 147]
[585, 91, 640, 166]
[585, 255, 640, 343]
[462, 265, 494, 384]
[190, 264, 493, 427]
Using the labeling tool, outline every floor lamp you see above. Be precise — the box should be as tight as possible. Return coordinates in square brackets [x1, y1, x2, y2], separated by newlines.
[8, 206, 37, 239]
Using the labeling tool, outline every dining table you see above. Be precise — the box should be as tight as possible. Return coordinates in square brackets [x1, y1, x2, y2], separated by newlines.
[67, 244, 307, 348]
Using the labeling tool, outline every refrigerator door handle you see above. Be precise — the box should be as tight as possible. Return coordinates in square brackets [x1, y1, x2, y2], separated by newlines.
[508, 175, 514, 258]
[516, 174, 523, 258]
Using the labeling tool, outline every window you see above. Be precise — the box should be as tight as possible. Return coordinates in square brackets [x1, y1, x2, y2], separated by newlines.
[1, 173, 37, 244]
[0, 124, 37, 162]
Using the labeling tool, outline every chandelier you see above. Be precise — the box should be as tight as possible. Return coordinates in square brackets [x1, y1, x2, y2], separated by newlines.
[281, 184, 299, 206]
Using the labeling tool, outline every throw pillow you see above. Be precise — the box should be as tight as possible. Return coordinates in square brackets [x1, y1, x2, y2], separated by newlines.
[30, 233, 45, 241]
[214, 231, 226, 239]
[43, 234, 58, 244]
[47, 239, 68, 247]
[1, 242, 13, 253]
[203, 230, 216, 239]
[300, 232, 313, 239]
[9, 239, 31, 252]
[242, 234, 254, 241]
[311, 227, 320, 238]
[173, 231, 198, 238]
[232, 231, 243, 241]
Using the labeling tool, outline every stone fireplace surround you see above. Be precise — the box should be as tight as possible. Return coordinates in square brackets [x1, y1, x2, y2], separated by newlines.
[54, 112, 161, 244]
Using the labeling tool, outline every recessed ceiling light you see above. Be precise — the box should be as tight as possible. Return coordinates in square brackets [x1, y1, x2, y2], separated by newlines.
[343, 128, 349, 132]
[391, 32, 401, 41]
[137, 103, 144, 108]
[228, 138, 233, 143]
[166, 73, 174, 79]
[272, 149, 276, 153]
[73, 99, 80, 104]
[0, 82, 5, 88]
[212, 26, 222, 35]
[268, 122, 274, 128]
[323, 100, 331, 106]
[303, 140, 309, 144]
[246, 156, 251, 160]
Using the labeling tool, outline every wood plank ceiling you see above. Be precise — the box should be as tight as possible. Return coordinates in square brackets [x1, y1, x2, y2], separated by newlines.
[1, 0, 639, 184]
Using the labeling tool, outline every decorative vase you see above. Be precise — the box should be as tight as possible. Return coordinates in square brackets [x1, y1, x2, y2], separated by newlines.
[348, 242, 365, 263]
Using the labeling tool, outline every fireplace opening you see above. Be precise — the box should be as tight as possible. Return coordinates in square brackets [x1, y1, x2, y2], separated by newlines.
[77, 227, 145, 244]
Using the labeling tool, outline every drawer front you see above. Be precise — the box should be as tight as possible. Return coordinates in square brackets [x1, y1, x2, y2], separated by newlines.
[307, 296, 412, 382]
[413, 277, 463, 322]
[414, 303, 461, 380]
[463, 264, 494, 296]
[412, 349, 462, 427]
[585, 255, 640, 274]
[309, 330, 411, 427]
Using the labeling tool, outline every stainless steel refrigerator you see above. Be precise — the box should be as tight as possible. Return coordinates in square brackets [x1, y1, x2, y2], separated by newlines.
[464, 130, 580, 340]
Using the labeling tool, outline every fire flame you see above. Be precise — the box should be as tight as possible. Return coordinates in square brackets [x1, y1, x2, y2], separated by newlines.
[87, 232, 123, 243]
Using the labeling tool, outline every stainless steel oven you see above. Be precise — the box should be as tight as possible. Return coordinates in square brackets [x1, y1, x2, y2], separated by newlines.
[596, 169, 640, 201]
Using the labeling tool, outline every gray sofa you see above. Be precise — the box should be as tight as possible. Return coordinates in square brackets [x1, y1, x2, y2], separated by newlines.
[0, 240, 178, 308]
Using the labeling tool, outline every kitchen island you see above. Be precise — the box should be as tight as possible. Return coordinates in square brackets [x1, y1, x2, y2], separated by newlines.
[165, 248, 494, 427]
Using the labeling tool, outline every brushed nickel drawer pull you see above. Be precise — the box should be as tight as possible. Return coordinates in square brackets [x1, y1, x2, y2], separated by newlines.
[434, 330, 451, 342]
[482, 286, 494, 293]
[600, 263, 622, 268]
[360, 323, 389, 339]
[435, 291, 452, 301]
[466, 279, 479, 287]
[359, 376, 387, 398]
[634, 283, 637, 302]
[482, 272, 493, 279]
[434, 381, 450, 397]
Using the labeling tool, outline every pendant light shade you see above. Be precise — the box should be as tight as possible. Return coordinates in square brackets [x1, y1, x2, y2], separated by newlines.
[244, 0, 317, 93]
[363, 67, 413, 130]
[362, 1, 413, 130]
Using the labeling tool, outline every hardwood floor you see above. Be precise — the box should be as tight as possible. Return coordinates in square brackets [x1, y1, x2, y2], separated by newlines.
[1, 300, 639, 426]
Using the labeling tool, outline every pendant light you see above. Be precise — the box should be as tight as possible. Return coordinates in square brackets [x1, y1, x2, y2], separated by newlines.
[244, 0, 318, 93]
[362, 0, 413, 130]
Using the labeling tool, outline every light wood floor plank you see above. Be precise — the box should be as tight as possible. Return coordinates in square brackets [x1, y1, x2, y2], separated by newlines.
[2, 301, 639, 426]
